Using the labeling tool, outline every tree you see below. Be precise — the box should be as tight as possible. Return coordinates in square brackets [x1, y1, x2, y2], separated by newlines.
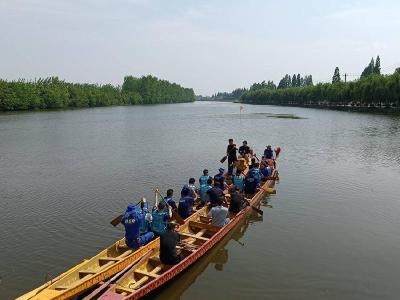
[374, 56, 381, 75]
[332, 67, 341, 83]
[296, 74, 301, 87]
[361, 57, 375, 78]
[292, 74, 297, 87]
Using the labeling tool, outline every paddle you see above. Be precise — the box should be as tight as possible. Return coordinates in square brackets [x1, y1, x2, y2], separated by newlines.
[244, 198, 263, 215]
[155, 189, 185, 225]
[110, 199, 143, 227]
[220, 144, 237, 163]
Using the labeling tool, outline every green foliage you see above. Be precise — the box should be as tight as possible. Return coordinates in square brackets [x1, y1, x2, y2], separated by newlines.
[361, 56, 381, 78]
[241, 73, 400, 107]
[0, 75, 195, 111]
[332, 67, 341, 83]
[278, 74, 313, 89]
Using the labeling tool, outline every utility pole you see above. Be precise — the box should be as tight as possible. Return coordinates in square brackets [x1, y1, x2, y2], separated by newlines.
[344, 73, 347, 83]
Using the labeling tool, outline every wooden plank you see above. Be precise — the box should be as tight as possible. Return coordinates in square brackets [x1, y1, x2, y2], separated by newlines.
[179, 232, 209, 241]
[129, 276, 149, 290]
[189, 221, 220, 233]
[134, 270, 159, 278]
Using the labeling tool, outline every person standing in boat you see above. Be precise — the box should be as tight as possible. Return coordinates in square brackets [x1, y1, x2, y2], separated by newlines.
[264, 145, 274, 160]
[163, 189, 177, 211]
[214, 167, 227, 190]
[121, 204, 154, 249]
[238, 140, 250, 157]
[226, 138, 237, 175]
[159, 222, 181, 265]
[178, 187, 195, 219]
[151, 201, 172, 236]
[207, 198, 230, 227]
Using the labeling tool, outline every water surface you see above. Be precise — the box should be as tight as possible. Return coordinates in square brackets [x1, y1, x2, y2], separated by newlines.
[1, 102, 400, 299]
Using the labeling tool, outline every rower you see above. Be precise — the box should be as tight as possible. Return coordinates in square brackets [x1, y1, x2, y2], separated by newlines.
[214, 167, 227, 190]
[164, 189, 177, 211]
[121, 204, 154, 250]
[260, 161, 273, 178]
[181, 178, 198, 199]
[178, 187, 195, 219]
[207, 198, 230, 227]
[250, 162, 262, 185]
[206, 181, 224, 207]
[151, 202, 172, 236]
[226, 138, 237, 175]
[232, 169, 245, 192]
[264, 145, 274, 160]
[199, 178, 213, 205]
[159, 222, 181, 265]
[244, 172, 258, 197]
[229, 185, 246, 214]
[199, 169, 212, 186]
[139, 197, 152, 234]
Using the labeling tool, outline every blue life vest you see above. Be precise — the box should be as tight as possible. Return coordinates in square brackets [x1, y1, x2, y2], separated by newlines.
[121, 205, 143, 248]
[151, 210, 169, 235]
[232, 175, 244, 192]
[138, 202, 150, 234]
[163, 197, 177, 211]
[250, 168, 262, 184]
[199, 175, 211, 186]
[178, 196, 194, 219]
[214, 173, 225, 189]
[199, 184, 212, 202]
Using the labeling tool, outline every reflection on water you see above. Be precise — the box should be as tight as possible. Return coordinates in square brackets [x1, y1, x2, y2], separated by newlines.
[148, 212, 264, 300]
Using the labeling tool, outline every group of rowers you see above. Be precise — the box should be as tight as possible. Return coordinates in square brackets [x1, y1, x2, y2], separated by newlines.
[120, 139, 280, 265]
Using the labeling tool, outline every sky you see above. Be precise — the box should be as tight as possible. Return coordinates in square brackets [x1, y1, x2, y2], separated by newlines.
[1, 0, 399, 95]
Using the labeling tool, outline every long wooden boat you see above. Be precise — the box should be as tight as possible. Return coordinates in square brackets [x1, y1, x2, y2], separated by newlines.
[16, 201, 208, 300]
[95, 176, 277, 300]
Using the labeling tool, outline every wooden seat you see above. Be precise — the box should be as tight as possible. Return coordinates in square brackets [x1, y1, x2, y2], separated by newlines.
[189, 221, 220, 233]
[128, 276, 149, 290]
[134, 270, 159, 278]
[180, 232, 209, 241]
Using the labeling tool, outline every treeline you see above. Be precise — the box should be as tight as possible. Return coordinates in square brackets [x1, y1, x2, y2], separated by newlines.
[241, 56, 400, 108]
[0, 75, 195, 111]
[241, 71, 400, 107]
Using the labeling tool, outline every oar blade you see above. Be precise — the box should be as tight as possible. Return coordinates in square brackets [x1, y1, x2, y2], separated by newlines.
[110, 214, 123, 226]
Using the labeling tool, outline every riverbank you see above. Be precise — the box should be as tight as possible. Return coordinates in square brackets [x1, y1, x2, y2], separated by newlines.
[0, 75, 195, 111]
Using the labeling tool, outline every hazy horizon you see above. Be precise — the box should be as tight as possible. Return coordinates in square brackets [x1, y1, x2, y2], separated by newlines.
[1, 0, 399, 96]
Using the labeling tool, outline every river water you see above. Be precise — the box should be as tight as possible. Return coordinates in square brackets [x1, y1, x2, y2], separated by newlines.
[1, 102, 400, 300]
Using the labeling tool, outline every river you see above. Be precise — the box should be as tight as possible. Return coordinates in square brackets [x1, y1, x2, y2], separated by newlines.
[1, 102, 400, 299]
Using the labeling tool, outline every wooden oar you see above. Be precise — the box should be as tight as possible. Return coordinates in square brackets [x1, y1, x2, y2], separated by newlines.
[110, 214, 124, 227]
[245, 198, 263, 215]
[155, 189, 185, 225]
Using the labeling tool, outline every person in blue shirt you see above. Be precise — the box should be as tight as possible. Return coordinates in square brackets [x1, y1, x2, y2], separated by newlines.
[250, 162, 262, 185]
[199, 178, 213, 204]
[178, 188, 195, 219]
[199, 169, 212, 186]
[121, 204, 154, 249]
[163, 189, 177, 211]
[244, 173, 258, 196]
[214, 168, 227, 190]
[264, 145, 274, 160]
[151, 202, 172, 236]
[139, 197, 152, 234]
[232, 169, 245, 192]
[206, 182, 224, 207]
